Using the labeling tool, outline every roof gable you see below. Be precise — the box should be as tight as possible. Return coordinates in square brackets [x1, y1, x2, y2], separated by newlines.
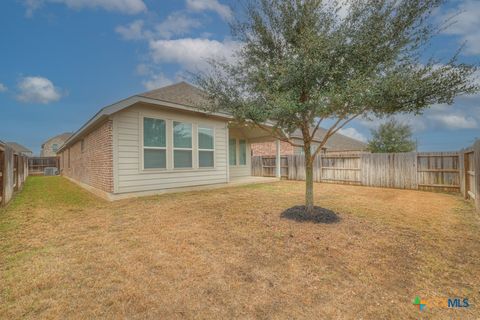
[43, 132, 73, 144]
[139, 82, 208, 107]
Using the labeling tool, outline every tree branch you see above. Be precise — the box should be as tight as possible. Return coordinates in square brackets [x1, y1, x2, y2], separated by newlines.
[249, 120, 305, 147]
[311, 111, 365, 159]
[310, 116, 325, 140]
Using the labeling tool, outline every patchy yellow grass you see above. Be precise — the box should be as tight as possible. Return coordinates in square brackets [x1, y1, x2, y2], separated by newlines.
[1, 176, 479, 319]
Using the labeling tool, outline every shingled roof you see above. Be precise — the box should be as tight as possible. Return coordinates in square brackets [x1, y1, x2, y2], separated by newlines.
[6, 142, 32, 155]
[140, 83, 366, 150]
[139, 82, 208, 107]
[60, 81, 366, 152]
[291, 127, 367, 151]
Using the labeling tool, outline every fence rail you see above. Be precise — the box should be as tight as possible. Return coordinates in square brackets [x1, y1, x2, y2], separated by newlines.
[252, 141, 480, 213]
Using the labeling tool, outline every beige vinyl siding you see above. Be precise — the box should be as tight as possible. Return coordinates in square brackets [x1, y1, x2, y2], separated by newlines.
[113, 103, 228, 194]
[228, 130, 251, 178]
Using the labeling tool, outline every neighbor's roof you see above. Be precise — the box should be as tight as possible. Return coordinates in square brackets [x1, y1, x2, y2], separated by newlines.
[6, 142, 32, 154]
[42, 132, 73, 146]
[59, 82, 233, 152]
[291, 127, 367, 151]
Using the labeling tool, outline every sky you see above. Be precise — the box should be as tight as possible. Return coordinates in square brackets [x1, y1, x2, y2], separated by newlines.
[0, 0, 479, 155]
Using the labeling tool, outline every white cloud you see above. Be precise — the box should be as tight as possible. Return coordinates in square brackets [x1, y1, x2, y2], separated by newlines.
[149, 38, 240, 71]
[116, 13, 201, 41]
[437, 0, 480, 55]
[429, 113, 477, 129]
[116, 20, 147, 40]
[155, 12, 202, 39]
[135, 63, 150, 76]
[17, 76, 63, 104]
[0, 83, 7, 92]
[142, 73, 174, 90]
[338, 127, 367, 142]
[23, 0, 147, 16]
[186, 0, 232, 21]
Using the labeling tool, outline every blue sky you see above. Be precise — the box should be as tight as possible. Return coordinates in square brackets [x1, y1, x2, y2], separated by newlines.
[0, 0, 479, 154]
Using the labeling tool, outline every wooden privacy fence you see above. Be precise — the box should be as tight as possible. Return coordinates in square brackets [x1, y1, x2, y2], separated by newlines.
[28, 157, 59, 175]
[0, 142, 29, 206]
[460, 140, 480, 211]
[253, 142, 480, 212]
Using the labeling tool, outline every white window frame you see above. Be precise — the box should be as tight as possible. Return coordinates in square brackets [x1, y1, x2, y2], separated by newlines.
[198, 125, 215, 168]
[238, 139, 247, 166]
[229, 137, 237, 166]
[173, 121, 193, 169]
[139, 113, 219, 173]
[142, 116, 167, 171]
[228, 137, 248, 167]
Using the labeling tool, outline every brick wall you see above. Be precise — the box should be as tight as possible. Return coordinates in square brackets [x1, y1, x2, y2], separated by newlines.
[60, 120, 113, 193]
[251, 141, 294, 156]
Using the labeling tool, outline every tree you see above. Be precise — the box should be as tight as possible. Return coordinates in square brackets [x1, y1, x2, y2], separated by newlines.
[367, 120, 416, 153]
[195, 0, 478, 213]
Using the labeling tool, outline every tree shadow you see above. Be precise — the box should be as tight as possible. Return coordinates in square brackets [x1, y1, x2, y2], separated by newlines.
[280, 206, 341, 224]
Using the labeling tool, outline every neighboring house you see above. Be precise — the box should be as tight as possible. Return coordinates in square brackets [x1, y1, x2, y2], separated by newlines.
[40, 132, 72, 157]
[58, 82, 281, 200]
[6, 142, 33, 157]
[252, 127, 368, 156]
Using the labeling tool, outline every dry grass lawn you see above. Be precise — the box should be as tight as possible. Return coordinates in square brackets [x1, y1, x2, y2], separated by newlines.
[1, 176, 479, 319]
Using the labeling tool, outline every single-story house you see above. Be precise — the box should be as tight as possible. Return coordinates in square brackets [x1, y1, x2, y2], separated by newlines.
[252, 128, 367, 157]
[58, 82, 282, 200]
[40, 132, 73, 157]
[6, 142, 33, 157]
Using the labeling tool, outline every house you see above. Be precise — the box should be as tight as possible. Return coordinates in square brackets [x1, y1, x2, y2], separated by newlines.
[58, 82, 281, 200]
[252, 127, 368, 156]
[5, 142, 33, 157]
[40, 132, 72, 157]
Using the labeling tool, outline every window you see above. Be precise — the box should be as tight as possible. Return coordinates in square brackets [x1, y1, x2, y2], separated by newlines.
[173, 121, 192, 168]
[239, 139, 247, 165]
[198, 126, 214, 167]
[52, 144, 58, 152]
[143, 117, 166, 169]
[80, 140, 85, 153]
[229, 138, 237, 165]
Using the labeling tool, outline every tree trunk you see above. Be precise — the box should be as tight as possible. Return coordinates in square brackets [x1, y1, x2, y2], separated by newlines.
[304, 143, 314, 213]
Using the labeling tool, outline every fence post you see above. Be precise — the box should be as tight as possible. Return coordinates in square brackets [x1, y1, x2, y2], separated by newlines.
[474, 140, 480, 212]
[275, 140, 281, 178]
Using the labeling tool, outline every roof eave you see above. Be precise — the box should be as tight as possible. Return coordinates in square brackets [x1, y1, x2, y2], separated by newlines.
[57, 95, 241, 153]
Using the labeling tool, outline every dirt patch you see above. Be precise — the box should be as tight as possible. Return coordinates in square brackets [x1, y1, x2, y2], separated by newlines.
[281, 205, 340, 223]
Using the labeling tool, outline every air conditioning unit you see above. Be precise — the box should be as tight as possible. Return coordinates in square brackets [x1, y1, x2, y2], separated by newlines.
[44, 167, 59, 176]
